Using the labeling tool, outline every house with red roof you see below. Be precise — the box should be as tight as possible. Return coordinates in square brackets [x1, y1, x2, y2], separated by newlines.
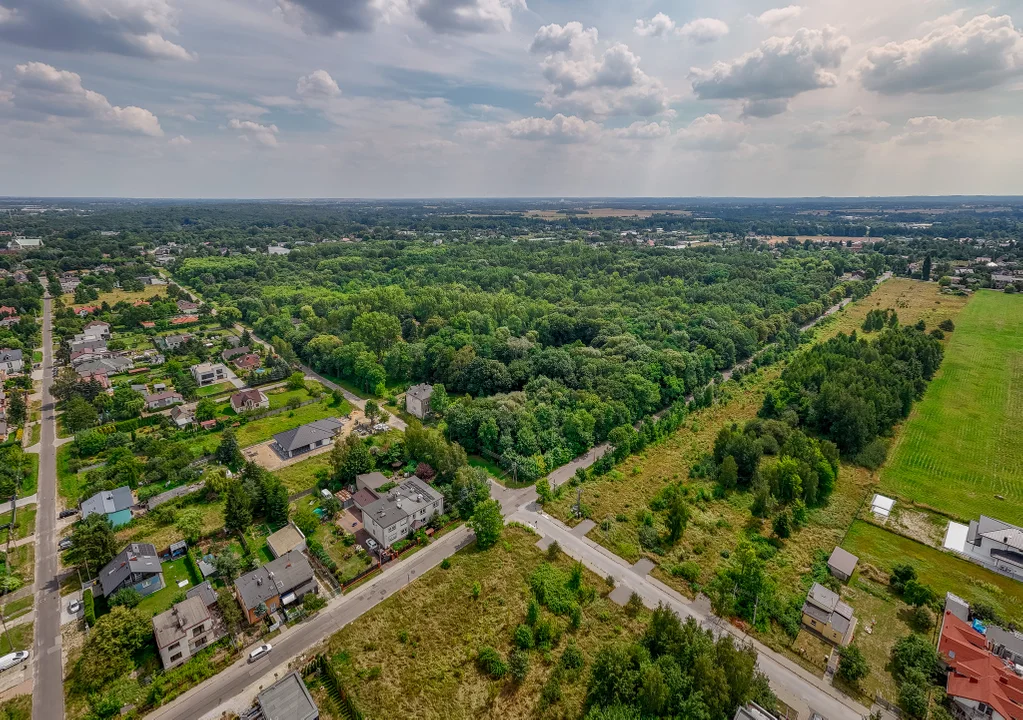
[939, 610, 1023, 720]
[140, 321, 156, 329]
[0, 306, 16, 317]
[171, 315, 198, 325]
[75, 306, 100, 317]
[233, 353, 261, 371]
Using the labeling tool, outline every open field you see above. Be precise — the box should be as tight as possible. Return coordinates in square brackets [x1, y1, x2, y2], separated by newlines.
[116, 500, 226, 550]
[878, 290, 1023, 523]
[275, 452, 331, 494]
[842, 519, 1023, 624]
[819, 277, 968, 340]
[0, 693, 30, 719]
[184, 398, 344, 456]
[320, 525, 644, 720]
[65, 285, 169, 308]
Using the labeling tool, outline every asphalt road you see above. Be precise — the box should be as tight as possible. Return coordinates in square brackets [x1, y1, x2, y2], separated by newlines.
[32, 294, 64, 720]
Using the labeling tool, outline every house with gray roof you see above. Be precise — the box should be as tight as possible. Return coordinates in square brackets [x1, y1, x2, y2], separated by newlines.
[234, 549, 316, 624]
[963, 515, 1023, 582]
[99, 543, 164, 598]
[361, 477, 443, 550]
[801, 582, 855, 646]
[152, 595, 224, 669]
[256, 671, 319, 720]
[405, 383, 433, 419]
[827, 546, 858, 583]
[74, 356, 133, 378]
[186, 580, 218, 608]
[80, 486, 135, 527]
[0, 349, 23, 374]
[271, 418, 344, 459]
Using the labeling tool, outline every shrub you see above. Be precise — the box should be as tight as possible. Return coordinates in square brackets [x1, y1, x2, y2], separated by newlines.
[541, 673, 562, 705]
[440, 557, 451, 570]
[837, 645, 869, 684]
[569, 603, 582, 630]
[626, 592, 643, 617]
[534, 617, 561, 650]
[772, 511, 792, 539]
[509, 649, 529, 683]
[890, 564, 917, 594]
[671, 561, 700, 583]
[637, 525, 661, 552]
[526, 598, 540, 626]
[83, 588, 95, 625]
[560, 640, 585, 671]
[939, 319, 955, 332]
[545, 540, 561, 561]
[854, 438, 888, 470]
[303, 593, 327, 613]
[909, 605, 935, 632]
[109, 587, 141, 609]
[476, 646, 507, 679]
[514, 624, 534, 650]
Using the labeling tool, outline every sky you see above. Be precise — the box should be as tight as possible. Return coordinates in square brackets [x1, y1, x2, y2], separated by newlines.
[1, 0, 1022, 198]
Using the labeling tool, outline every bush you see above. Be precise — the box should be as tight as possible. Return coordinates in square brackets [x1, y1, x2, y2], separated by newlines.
[837, 645, 869, 684]
[535, 616, 561, 650]
[772, 511, 792, 539]
[854, 438, 888, 470]
[546, 540, 561, 561]
[626, 592, 643, 617]
[509, 649, 529, 683]
[303, 593, 327, 613]
[939, 319, 955, 332]
[83, 588, 95, 625]
[440, 557, 451, 570]
[514, 624, 534, 650]
[476, 646, 507, 679]
[670, 561, 701, 583]
[109, 587, 141, 609]
[560, 640, 585, 671]
[637, 525, 661, 552]
[890, 563, 917, 593]
[909, 605, 935, 632]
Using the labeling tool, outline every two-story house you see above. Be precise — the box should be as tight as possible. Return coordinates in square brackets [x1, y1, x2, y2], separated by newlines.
[190, 362, 229, 387]
[358, 477, 444, 550]
[234, 550, 316, 624]
[230, 388, 269, 414]
[801, 582, 855, 646]
[99, 543, 164, 599]
[0, 349, 23, 374]
[152, 595, 224, 669]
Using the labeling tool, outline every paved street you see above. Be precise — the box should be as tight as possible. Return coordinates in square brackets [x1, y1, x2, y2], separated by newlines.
[32, 294, 64, 720]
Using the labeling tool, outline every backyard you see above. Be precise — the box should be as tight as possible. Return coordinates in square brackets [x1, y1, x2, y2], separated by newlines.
[311, 524, 372, 584]
[878, 290, 1023, 524]
[275, 452, 332, 494]
[136, 557, 201, 618]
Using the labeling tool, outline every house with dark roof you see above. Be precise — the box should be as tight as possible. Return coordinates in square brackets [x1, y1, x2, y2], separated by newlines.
[99, 543, 164, 598]
[153, 595, 224, 669]
[256, 671, 319, 720]
[0, 349, 23, 374]
[360, 477, 443, 549]
[157, 333, 193, 351]
[271, 418, 344, 459]
[230, 388, 269, 414]
[176, 299, 200, 312]
[74, 356, 133, 378]
[801, 582, 855, 646]
[234, 550, 316, 624]
[80, 486, 135, 527]
[964, 516, 1023, 582]
[233, 353, 261, 371]
[405, 383, 433, 419]
[221, 346, 250, 362]
[940, 609, 1023, 720]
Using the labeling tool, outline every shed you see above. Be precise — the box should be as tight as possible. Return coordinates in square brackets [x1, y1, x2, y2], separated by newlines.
[169, 540, 188, 559]
[198, 554, 217, 578]
[266, 523, 306, 559]
[871, 494, 895, 519]
[827, 546, 858, 582]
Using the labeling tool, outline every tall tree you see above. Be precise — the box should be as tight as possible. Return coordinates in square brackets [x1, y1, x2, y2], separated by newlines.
[468, 498, 503, 550]
[223, 481, 252, 535]
[68, 514, 118, 578]
[216, 429, 243, 468]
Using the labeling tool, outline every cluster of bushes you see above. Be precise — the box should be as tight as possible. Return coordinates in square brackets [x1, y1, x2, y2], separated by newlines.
[82, 588, 95, 626]
[890, 564, 938, 630]
[890, 633, 942, 719]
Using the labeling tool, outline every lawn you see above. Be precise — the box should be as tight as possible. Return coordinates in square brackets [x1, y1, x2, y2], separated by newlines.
[21, 453, 38, 496]
[137, 557, 201, 618]
[29, 423, 40, 447]
[311, 524, 372, 583]
[879, 290, 1023, 524]
[7, 542, 33, 585]
[66, 285, 168, 308]
[57, 445, 81, 503]
[2, 594, 33, 620]
[116, 500, 226, 550]
[266, 383, 325, 410]
[842, 519, 1023, 625]
[275, 452, 332, 494]
[320, 526, 645, 720]
[0, 622, 32, 655]
[185, 399, 342, 455]
[0, 505, 36, 544]
[195, 381, 235, 398]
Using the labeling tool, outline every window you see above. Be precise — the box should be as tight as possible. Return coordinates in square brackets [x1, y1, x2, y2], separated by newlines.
[194, 636, 208, 649]
[170, 653, 183, 663]
[168, 642, 180, 650]
[192, 625, 205, 637]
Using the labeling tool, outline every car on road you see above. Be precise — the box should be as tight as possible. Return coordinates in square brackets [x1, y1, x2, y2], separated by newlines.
[365, 538, 378, 551]
[67, 600, 82, 614]
[58, 509, 79, 519]
[247, 644, 272, 663]
[58, 538, 72, 550]
[0, 651, 29, 672]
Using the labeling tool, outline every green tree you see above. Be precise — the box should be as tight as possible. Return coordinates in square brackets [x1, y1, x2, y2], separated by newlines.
[922, 255, 932, 281]
[837, 645, 869, 685]
[63, 395, 99, 432]
[329, 434, 373, 486]
[215, 429, 243, 468]
[468, 498, 503, 550]
[223, 481, 252, 535]
[217, 587, 244, 636]
[72, 605, 151, 692]
[364, 399, 380, 421]
[263, 477, 290, 525]
[215, 550, 241, 582]
[665, 492, 690, 544]
[717, 455, 738, 491]
[195, 398, 217, 422]
[351, 311, 402, 360]
[175, 507, 204, 542]
[286, 371, 306, 391]
[6, 390, 25, 426]
[449, 465, 491, 519]
[292, 505, 319, 537]
[68, 514, 118, 576]
[111, 386, 145, 420]
[109, 587, 142, 609]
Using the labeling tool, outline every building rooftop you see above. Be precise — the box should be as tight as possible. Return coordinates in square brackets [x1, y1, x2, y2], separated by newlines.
[256, 671, 318, 720]
[81, 486, 134, 519]
[827, 546, 859, 576]
[152, 596, 210, 649]
[940, 610, 1023, 720]
[234, 550, 314, 612]
[99, 543, 160, 597]
[272, 417, 344, 454]
[186, 580, 218, 608]
[407, 383, 433, 401]
[362, 477, 440, 531]
[266, 523, 306, 559]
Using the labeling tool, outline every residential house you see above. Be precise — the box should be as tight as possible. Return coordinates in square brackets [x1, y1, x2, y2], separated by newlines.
[8, 237, 41, 250]
[170, 405, 195, 428]
[733, 704, 779, 720]
[267, 245, 291, 256]
[99, 543, 164, 598]
[171, 315, 199, 326]
[83, 320, 111, 339]
[221, 346, 250, 363]
[234, 550, 316, 624]
[145, 390, 184, 410]
[75, 306, 100, 317]
[405, 383, 433, 419]
[0, 306, 16, 318]
[70, 348, 115, 366]
[0, 349, 23, 374]
[157, 333, 193, 350]
[78, 372, 111, 390]
[271, 418, 344, 459]
[256, 672, 319, 720]
[60, 278, 80, 294]
[359, 477, 444, 550]
[827, 547, 859, 583]
[187, 580, 217, 608]
[962, 516, 1023, 582]
[230, 388, 269, 414]
[233, 353, 261, 371]
[355, 472, 392, 493]
[992, 274, 1019, 290]
[140, 321, 156, 330]
[801, 582, 856, 646]
[74, 356, 133, 377]
[176, 299, 200, 312]
[266, 523, 306, 559]
[190, 362, 228, 386]
[80, 486, 135, 527]
[153, 595, 225, 669]
[0, 316, 20, 329]
[939, 610, 1023, 720]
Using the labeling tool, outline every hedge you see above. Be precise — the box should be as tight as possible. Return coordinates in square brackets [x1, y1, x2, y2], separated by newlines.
[83, 588, 95, 626]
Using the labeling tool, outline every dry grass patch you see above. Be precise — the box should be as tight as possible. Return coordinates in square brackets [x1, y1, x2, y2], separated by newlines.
[817, 277, 967, 341]
[321, 526, 644, 720]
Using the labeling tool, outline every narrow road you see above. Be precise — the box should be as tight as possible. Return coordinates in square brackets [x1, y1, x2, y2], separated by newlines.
[32, 293, 64, 720]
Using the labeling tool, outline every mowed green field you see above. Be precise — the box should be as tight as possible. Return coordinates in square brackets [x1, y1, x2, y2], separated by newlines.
[879, 290, 1023, 523]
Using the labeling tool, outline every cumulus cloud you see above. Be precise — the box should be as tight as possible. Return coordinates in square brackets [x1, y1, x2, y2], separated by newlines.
[10, 62, 163, 136]
[613, 121, 671, 139]
[530, 22, 671, 117]
[297, 70, 342, 99]
[858, 14, 1023, 95]
[892, 115, 1002, 145]
[228, 118, 279, 146]
[168, 135, 191, 146]
[676, 114, 749, 151]
[634, 13, 674, 37]
[792, 107, 890, 147]
[506, 113, 600, 143]
[678, 18, 729, 44]
[0, 0, 193, 60]
[757, 6, 803, 28]
[274, 0, 380, 34]
[276, 0, 524, 35]
[413, 0, 526, 34]
[690, 26, 850, 117]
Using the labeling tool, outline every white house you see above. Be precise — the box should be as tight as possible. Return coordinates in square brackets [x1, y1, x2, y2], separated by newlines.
[190, 362, 228, 387]
[960, 515, 1023, 583]
[358, 477, 444, 550]
[405, 383, 433, 419]
[0, 349, 23, 374]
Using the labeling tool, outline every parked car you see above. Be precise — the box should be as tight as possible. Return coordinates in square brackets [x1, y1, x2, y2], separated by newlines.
[67, 600, 82, 614]
[248, 644, 272, 663]
[58, 538, 72, 550]
[58, 509, 79, 519]
[365, 538, 378, 551]
[0, 651, 29, 672]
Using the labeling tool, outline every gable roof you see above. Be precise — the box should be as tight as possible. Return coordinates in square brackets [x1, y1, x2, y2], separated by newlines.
[230, 388, 266, 411]
[941, 611, 1023, 720]
[81, 486, 134, 519]
[407, 383, 433, 401]
[234, 550, 314, 612]
[221, 346, 250, 361]
[273, 417, 343, 453]
[152, 596, 210, 649]
[100, 542, 161, 597]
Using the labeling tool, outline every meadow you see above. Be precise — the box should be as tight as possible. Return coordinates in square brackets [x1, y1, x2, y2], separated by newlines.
[879, 290, 1023, 524]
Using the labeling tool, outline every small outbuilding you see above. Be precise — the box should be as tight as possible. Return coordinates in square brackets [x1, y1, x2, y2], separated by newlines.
[871, 493, 895, 519]
[827, 546, 858, 582]
[266, 522, 307, 559]
[256, 671, 318, 720]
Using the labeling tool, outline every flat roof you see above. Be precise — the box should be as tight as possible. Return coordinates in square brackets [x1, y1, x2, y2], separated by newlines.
[257, 671, 318, 720]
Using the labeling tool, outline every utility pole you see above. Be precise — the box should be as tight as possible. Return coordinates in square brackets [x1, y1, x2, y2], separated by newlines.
[0, 607, 11, 654]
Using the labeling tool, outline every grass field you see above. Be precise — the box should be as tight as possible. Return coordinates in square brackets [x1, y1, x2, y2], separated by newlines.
[65, 285, 168, 308]
[843, 519, 1023, 624]
[195, 381, 235, 398]
[0, 506, 36, 544]
[184, 399, 344, 456]
[320, 526, 644, 720]
[0, 622, 32, 655]
[21, 454, 38, 497]
[0, 694, 31, 720]
[275, 452, 332, 494]
[878, 291, 1023, 523]
[56, 445, 80, 503]
[137, 557, 200, 617]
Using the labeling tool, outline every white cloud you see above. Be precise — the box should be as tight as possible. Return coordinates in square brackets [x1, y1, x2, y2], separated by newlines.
[678, 18, 729, 44]
[274, 0, 381, 34]
[506, 113, 600, 143]
[0, 0, 193, 60]
[613, 121, 671, 139]
[275, 0, 525, 36]
[858, 14, 1023, 95]
[792, 107, 890, 147]
[228, 118, 279, 146]
[531, 22, 671, 117]
[11, 62, 163, 137]
[757, 6, 803, 28]
[215, 102, 268, 119]
[412, 0, 526, 34]
[634, 13, 675, 38]
[676, 114, 749, 151]
[297, 70, 342, 99]
[169, 135, 191, 146]
[892, 116, 1002, 145]
[255, 96, 303, 108]
[690, 26, 850, 117]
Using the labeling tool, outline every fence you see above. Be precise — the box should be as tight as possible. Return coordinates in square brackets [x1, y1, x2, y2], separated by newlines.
[304, 654, 363, 720]
[874, 692, 902, 717]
